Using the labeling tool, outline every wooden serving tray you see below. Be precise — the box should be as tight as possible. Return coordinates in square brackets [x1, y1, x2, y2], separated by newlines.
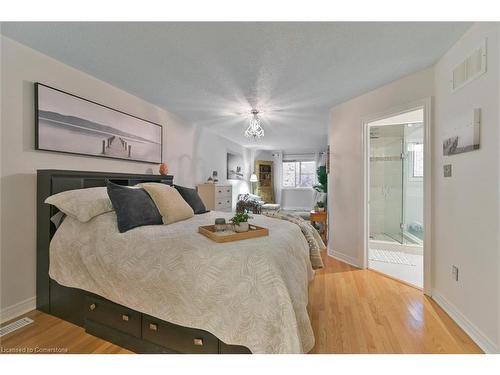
[198, 224, 269, 243]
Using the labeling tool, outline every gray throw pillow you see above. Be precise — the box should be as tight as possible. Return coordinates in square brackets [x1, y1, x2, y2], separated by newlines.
[174, 185, 209, 214]
[107, 181, 163, 233]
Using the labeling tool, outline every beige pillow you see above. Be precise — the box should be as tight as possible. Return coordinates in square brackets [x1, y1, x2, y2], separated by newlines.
[140, 183, 194, 224]
[45, 187, 113, 222]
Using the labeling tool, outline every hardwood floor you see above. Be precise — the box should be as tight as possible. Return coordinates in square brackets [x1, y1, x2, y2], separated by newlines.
[308, 253, 482, 353]
[0, 310, 130, 354]
[0, 253, 481, 354]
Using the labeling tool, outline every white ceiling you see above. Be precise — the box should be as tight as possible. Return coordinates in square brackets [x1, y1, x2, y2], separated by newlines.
[1, 22, 471, 150]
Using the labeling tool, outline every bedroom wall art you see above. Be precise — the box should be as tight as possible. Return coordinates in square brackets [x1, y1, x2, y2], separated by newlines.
[35, 83, 162, 163]
[442, 108, 481, 156]
[227, 152, 244, 180]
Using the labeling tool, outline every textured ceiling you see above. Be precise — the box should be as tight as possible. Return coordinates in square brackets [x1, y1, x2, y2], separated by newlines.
[1, 22, 471, 150]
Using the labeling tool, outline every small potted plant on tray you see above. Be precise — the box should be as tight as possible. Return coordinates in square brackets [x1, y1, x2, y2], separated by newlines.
[316, 201, 325, 212]
[230, 212, 252, 233]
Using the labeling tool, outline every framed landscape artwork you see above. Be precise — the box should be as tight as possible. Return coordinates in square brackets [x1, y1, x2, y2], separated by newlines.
[227, 152, 244, 180]
[442, 108, 481, 156]
[35, 83, 162, 163]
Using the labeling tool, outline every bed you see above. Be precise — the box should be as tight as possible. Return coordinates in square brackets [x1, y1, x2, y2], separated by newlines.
[37, 169, 316, 354]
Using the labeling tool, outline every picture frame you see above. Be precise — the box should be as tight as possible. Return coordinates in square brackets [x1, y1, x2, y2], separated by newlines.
[227, 152, 244, 180]
[35, 83, 163, 164]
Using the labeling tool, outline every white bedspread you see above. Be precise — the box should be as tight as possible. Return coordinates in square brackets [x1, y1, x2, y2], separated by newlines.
[49, 211, 315, 353]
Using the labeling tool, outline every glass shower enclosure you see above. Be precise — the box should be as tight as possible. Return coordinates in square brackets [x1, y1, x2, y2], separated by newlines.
[369, 122, 424, 246]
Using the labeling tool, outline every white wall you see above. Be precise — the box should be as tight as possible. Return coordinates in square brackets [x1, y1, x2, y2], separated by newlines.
[0, 36, 237, 320]
[0, 31, 4, 322]
[328, 23, 500, 353]
[328, 67, 434, 266]
[432, 23, 499, 353]
[195, 128, 251, 210]
[253, 149, 273, 164]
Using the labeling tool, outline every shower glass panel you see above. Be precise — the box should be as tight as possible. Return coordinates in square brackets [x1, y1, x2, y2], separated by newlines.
[369, 117, 424, 246]
[369, 125, 404, 243]
[403, 123, 424, 243]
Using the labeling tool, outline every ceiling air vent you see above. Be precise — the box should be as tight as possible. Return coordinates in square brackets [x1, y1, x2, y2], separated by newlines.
[452, 39, 487, 92]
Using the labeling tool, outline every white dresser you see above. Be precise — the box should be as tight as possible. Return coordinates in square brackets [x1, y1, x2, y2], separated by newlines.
[196, 184, 233, 212]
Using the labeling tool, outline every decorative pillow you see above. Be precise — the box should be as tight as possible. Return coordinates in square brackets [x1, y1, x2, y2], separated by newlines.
[140, 183, 194, 224]
[45, 187, 113, 222]
[107, 181, 163, 233]
[174, 185, 209, 214]
[50, 211, 66, 229]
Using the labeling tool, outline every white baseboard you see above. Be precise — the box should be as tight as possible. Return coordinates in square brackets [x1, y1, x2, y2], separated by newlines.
[432, 289, 498, 354]
[327, 248, 362, 268]
[0, 296, 36, 324]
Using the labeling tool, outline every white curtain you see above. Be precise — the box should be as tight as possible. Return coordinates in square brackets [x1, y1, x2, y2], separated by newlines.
[273, 151, 283, 205]
[315, 151, 326, 168]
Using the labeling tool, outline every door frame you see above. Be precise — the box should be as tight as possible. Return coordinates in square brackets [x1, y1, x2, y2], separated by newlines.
[361, 98, 432, 295]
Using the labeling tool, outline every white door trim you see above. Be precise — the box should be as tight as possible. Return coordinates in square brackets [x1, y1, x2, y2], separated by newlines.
[361, 97, 433, 295]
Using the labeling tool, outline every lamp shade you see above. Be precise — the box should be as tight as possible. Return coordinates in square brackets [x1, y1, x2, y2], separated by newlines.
[250, 174, 258, 182]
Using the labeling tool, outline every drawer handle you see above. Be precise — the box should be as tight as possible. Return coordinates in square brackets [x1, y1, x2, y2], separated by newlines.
[149, 323, 158, 331]
[122, 314, 129, 322]
[218, 202, 221, 205]
[226, 200, 229, 203]
[193, 338, 204, 346]
[89, 303, 96, 311]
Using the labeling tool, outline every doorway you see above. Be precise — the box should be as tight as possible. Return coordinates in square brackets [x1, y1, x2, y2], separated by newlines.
[364, 107, 427, 289]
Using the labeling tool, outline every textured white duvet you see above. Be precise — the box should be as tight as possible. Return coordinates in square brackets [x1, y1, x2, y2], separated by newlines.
[49, 211, 315, 354]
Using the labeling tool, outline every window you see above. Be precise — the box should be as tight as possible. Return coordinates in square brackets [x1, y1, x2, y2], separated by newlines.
[282, 160, 316, 188]
[410, 143, 424, 178]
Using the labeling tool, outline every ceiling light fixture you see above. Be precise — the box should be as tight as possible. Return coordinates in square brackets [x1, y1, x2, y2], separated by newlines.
[244, 109, 264, 140]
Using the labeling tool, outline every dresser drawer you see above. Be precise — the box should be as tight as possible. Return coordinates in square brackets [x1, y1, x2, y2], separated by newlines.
[84, 295, 141, 338]
[142, 315, 219, 354]
[215, 197, 232, 208]
[215, 186, 232, 196]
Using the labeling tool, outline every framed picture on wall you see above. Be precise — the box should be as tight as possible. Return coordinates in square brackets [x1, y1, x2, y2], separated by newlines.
[227, 152, 244, 180]
[35, 83, 163, 164]
[442, 108, 481, 156]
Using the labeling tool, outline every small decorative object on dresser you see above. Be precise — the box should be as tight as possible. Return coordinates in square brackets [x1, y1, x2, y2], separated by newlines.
[196, 183, 232, 212]
[159, 163, 168, 175]
[212, 171, 219, 183]
[230, 212, 252, 233]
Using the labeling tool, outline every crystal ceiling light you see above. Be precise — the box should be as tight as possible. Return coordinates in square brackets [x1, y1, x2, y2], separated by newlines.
[244, 109, 264, 139]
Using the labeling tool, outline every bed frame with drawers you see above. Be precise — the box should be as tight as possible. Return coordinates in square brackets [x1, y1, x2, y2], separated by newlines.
[37, 169, 251, 354]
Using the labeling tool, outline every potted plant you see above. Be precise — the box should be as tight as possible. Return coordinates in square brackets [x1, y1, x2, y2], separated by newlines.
[316, 201, 325, 212]
[313, 165, 328, 193]
[230, 212, 252, 233]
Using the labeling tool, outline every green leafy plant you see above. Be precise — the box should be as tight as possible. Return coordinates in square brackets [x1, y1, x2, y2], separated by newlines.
[313, 165, 328, 193]
[316, 201, 325, 208]
[230, 212, 252, 225]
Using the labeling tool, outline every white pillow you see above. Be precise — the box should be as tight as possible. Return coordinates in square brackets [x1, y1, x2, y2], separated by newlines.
[45, 187, 113, 222]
